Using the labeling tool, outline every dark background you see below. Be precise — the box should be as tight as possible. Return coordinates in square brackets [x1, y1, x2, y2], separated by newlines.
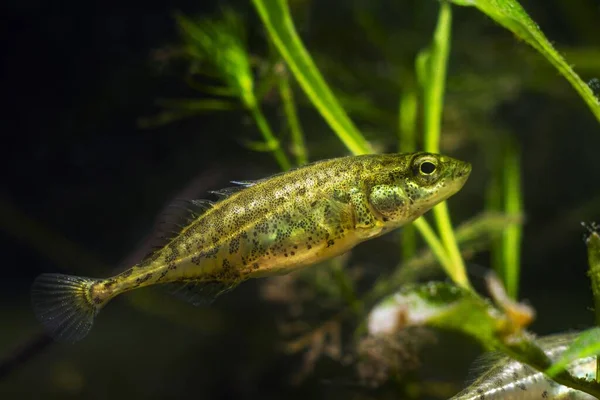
[1, 0, 600, 398]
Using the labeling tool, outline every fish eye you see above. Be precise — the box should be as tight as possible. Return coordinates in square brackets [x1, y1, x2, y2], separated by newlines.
[419, 161, 437, 175]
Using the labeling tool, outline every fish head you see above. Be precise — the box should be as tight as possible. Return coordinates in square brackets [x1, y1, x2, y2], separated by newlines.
[368, 152, 471, 225]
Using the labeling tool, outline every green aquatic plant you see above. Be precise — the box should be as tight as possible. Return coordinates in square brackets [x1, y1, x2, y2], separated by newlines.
[252, 0, 373, 156]
[397, 88, 418, 260]
[545, 226, 600, 381]
[3, 0, 599, 397]
[250, 0, 600, 396]
[144, 9, 293, 171]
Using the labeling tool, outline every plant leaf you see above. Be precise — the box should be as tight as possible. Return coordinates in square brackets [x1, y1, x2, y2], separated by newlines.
[449, 0, 600, 123]
[251, 0, 373, 155]
[367, 282, 514, 345]
[545, 327, 600, 377]
[367, 281, 600, 396]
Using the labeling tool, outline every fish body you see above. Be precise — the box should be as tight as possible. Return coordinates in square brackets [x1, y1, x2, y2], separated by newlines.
[31, 152, 471, 341]
[451, 333, 597, 400]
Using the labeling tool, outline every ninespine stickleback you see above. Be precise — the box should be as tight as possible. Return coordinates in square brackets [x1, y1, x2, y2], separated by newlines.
[31, 152, 471, 342]
[451, 332, 597, 400]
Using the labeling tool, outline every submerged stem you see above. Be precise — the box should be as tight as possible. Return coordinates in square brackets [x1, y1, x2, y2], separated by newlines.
[413, 218, 454, 280]
[585, 226, 600, 383]
[278, 67, 308, 166]
[398, 89, 418, 260]
[502, 138, 523, 299]
[252, 0, 373, 156]
[423, 1, 451, 153]
[248, 104, 292, 171]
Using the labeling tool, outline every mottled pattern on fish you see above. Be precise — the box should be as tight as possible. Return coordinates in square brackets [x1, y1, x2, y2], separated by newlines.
[31, 152, 471, 341]
[451, 333, 597, 400]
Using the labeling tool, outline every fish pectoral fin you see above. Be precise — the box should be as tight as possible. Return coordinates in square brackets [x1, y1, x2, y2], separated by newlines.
[163, 280, 238, 306]
[349, 187, 384, 239]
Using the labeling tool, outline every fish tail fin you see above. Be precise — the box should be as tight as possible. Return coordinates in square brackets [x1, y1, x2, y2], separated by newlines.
[31, 273, 105, 342]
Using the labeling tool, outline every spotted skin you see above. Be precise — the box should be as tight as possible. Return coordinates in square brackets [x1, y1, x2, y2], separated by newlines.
[31, 152, 470, 341]
[451, 333, 597, 400]
[92, 152, 469, 298]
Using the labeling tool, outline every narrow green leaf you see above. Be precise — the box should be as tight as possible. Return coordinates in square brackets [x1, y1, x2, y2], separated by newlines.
[545, 327, 600, 378]
[422, 1, 451, 153]
[485, 141, 504, 295]
[412, 218, 454, 278]
[278, 66, 308, 166]
[398, 89, 418, 260]
[247, 105, 292, 170]
[502, 138, 523, 299]
[586, 224, 600, 382]
[449, 0, 600, 124]
[252, 0, 373, 155]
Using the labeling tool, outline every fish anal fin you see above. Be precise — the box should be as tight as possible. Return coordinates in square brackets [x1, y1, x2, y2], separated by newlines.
[164, 280, 237, 306]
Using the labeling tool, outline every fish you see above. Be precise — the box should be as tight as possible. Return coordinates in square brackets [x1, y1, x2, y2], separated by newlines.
[31, 152, 471, 342]
[450, 332, 597, 400]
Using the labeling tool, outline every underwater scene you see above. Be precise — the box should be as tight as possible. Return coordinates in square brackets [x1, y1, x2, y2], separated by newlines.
[3, 0, 600, 398]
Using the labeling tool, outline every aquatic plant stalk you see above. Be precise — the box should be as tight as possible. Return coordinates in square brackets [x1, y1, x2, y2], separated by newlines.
[421, 1, 470, 289]
[587, 227, 600, 326]
[398, 89, 418, 260]
[278, 67, 308, 166]
[541, 230, 600, 382]
[502, 138, 522, 299]
[485, 146, 505, 290]
[422, 1, 451, 154]
[248, 104, 291, 171]
[412, 218, 453, 278]
[587, 227, 600, 382]
[252, 0, 373, 155]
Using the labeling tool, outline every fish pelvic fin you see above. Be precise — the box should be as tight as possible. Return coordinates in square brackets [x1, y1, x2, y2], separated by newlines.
[31, 273, 105, 343]
[164, 280, 238, 306]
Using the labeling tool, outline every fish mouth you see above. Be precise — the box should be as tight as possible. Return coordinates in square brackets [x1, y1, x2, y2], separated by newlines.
[453, 162, 472, 182]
